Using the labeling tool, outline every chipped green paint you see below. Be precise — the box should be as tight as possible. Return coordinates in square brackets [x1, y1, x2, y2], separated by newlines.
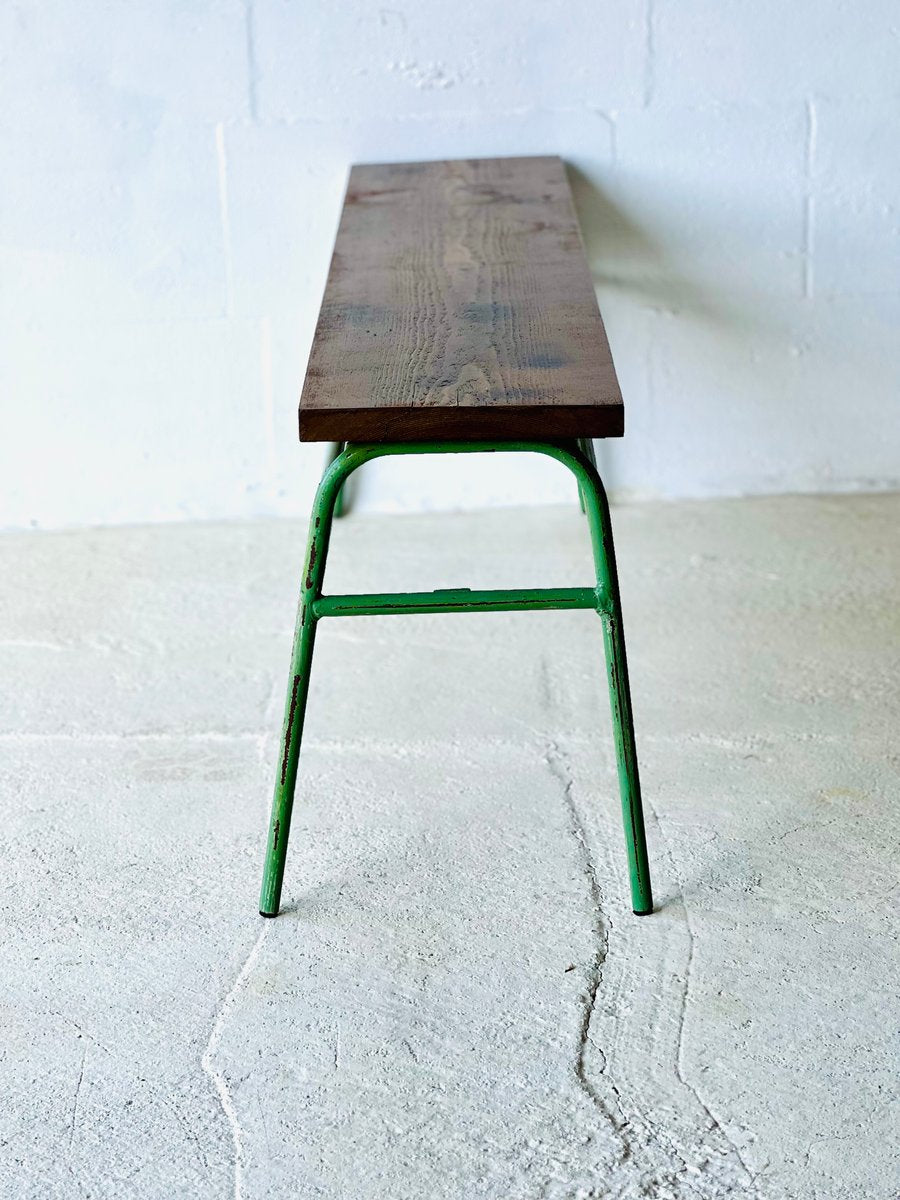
[259, 440, 653, 919]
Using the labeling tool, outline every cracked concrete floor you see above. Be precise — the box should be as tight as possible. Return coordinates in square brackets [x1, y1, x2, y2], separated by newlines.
[1, 495, 898, 1199]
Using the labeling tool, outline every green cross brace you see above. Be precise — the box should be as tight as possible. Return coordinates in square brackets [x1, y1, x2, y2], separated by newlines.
[259, 440, 654, 918]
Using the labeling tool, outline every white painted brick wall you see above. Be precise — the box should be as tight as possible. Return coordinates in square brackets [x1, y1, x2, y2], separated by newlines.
[1, 1, 898, 528]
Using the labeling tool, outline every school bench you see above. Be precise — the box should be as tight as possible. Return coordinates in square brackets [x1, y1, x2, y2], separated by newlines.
[258, 155, 654, 919]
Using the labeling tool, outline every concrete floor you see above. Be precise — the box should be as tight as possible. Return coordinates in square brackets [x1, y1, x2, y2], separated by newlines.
[1, 495, 898, 1199]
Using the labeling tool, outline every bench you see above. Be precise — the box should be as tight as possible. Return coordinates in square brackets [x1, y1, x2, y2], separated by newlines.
[259, 156, 654, 919]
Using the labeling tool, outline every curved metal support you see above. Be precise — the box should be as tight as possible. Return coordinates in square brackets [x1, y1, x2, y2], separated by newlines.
[575, 436, 597, 512]
[259, 440, 653, 917]
[324, 441, 347, 517]
[311, 440, 614, 601]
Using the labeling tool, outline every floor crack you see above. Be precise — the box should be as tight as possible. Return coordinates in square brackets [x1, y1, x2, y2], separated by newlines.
[68, 1044, 87, 1152]
[543, 741, 630, 1156]
[645, 795, 762, 1194]
[202, 924, 268, 1200]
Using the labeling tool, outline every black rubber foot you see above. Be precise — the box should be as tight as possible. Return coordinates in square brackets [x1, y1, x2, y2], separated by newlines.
[633, 907, 654, 917]
[259, 910, 278, 918]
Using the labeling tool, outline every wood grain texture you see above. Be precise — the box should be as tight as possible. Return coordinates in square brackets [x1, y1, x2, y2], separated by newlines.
[299, 156, 623, 442]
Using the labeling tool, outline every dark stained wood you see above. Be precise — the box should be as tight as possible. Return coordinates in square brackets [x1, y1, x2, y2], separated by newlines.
[299, 156, 624, 443]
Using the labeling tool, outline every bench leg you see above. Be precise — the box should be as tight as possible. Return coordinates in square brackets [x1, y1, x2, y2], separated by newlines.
[259, 455, 344, 917]
[576, 437, 588, 512]
[326, 441, 347, 517]
[575, 437, 597, 513]
[580, 465, 654, 916]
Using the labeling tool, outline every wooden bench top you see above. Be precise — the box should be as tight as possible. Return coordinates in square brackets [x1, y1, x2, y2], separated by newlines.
[299, 155, 623, 443]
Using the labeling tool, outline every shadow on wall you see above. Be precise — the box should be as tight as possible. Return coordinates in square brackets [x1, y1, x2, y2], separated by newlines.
[568, 163, 751, 325]
[565, 162, 791, 494]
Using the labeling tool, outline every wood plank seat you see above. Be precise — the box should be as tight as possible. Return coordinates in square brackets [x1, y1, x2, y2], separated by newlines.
[299, 155, 623, 443]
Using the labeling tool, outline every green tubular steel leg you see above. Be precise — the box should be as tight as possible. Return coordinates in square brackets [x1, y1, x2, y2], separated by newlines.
[575, 437, 598, 514]
[259, 439, 653, 917]
[325, 441, 347, 517]
[580, 461, 654, 916]
[258, 449, 349, 916]
[576, 437, 588, 512]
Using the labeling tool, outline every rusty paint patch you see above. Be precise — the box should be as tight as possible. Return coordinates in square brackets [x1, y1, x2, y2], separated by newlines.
[305, 540, 318, 591]
[272, 819, 280, 852]
[280, 673, 302, 786]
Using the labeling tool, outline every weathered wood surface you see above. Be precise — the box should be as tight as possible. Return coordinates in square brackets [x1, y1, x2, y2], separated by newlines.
[299, 156, 623, 442]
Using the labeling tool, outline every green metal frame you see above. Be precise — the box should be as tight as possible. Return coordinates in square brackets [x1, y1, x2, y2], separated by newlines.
[324, 441, 346, 516]
[259, 440, 653, 918]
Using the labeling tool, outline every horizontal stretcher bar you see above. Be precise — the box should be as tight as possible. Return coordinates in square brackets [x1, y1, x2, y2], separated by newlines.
[311, 586, 606, 619]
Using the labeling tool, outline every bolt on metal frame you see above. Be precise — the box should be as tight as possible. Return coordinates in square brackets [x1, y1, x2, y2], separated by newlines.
[259, 440, 653, 918]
